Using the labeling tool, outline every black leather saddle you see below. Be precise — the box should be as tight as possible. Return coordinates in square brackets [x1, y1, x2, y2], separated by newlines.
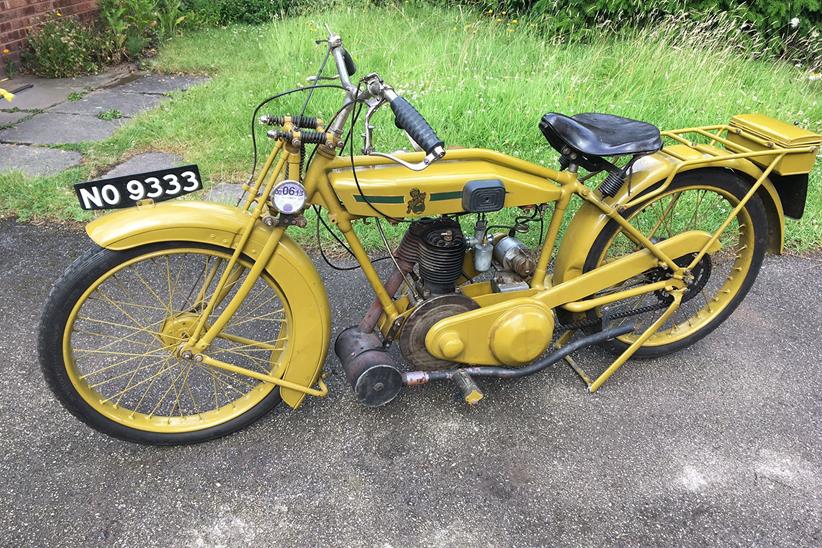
[539, 112, 662, 158]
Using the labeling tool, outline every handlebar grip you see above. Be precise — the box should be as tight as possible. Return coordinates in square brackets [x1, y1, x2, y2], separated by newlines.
[341, 47, 357, 76]
[389, 96, 444, 155]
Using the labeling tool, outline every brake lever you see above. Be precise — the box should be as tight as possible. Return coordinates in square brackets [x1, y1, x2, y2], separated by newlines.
[359, 98, 444, 170]
[306, 75, 340, 83]
[361, 97, 384, 155]
[369, 148, 445, 172]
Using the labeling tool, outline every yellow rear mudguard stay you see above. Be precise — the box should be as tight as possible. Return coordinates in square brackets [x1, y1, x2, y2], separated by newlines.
[85, 200, 331, 409]
[552, 145, 786, 286]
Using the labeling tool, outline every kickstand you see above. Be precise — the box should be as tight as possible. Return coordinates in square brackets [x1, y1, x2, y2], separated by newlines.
[554, 331, 594, 387]
[559, 288, 684, 393]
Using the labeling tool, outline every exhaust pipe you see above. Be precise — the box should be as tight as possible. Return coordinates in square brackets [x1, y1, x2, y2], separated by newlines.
[402, 324, 634, 386]
[334, 326, 403, 407]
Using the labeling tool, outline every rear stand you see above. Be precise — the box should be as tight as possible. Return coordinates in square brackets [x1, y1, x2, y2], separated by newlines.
[558, 289, 684, 393]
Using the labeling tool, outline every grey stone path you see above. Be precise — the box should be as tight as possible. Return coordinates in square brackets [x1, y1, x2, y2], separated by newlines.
[0, 144, 82, 177]
[207, 181, 246, 203]
[101, 152, 183, 179]
[0, 67, 207, 177]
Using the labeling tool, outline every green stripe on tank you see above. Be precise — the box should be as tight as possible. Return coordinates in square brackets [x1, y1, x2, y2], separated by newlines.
[353, 195, 404, 204]
[430, 191, 463, 201]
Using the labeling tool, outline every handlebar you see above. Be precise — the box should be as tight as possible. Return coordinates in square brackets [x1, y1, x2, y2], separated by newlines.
[319, 29, 446, 169]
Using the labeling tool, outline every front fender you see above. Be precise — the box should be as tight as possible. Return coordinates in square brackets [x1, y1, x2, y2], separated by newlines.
[86, 200, 331, 409]
[553, 144, 785, 286]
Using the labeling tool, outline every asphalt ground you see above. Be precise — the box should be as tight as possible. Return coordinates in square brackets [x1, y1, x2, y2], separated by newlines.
[0, 219, 820, 547]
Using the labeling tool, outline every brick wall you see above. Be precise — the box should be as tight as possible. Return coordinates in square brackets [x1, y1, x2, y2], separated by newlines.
[1, 0, 99, 76]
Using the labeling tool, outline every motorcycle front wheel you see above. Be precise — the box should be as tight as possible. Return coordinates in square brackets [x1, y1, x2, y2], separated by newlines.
[39, 242, 293, 445]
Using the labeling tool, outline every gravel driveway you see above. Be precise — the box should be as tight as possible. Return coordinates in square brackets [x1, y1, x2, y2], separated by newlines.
[0, 219, 820, 547]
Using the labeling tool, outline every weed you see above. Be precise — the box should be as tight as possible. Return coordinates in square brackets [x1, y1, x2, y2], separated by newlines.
[22, 12, 99, 77]
[97, 110, 124, 121]
[67, 91, 86, 102]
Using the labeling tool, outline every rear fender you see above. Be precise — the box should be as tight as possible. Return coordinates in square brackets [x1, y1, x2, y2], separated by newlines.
[86, 200, 331, 409]
[553, 145, 785, 286]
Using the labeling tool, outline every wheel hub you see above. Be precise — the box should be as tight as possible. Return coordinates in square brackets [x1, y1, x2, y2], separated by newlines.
[648, 253, 713, 305]
[159, 313, 201, 349]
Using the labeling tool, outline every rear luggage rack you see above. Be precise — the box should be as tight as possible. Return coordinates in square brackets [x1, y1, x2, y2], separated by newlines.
[622, 113, 821, 211]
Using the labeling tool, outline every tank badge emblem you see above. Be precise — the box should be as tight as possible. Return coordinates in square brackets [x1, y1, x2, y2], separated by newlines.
[407, 188, 427, 214]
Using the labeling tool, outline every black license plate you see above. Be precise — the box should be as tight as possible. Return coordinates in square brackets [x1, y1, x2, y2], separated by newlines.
[74, 164, 203, 211]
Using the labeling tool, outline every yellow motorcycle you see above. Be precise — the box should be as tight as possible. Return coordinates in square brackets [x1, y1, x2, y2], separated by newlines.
[39, 30, 821, 444]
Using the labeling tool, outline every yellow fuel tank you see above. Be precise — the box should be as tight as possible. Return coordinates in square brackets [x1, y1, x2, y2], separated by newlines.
[326, 148, 563, 218]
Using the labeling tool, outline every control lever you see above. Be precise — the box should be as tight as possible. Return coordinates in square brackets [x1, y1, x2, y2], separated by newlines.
[306, 75, 340, 83]
[369, 148, 445, 172]
[360, 95, 445, 171]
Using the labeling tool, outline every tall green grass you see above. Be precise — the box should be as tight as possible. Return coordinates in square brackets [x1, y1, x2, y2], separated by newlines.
[1, 3, 819, 248]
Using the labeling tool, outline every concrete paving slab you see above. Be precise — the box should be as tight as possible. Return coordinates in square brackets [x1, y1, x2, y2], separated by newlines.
[0, 65, 134, 111]
[0, 112, 123, 145]
[102, 152, 183, 178]
[50, 89, 167, 118]
[0, 144, 82, 176]
[117, 74, 209, 95]
[206, 182, 245, 204]
[0, 111, 30, 127]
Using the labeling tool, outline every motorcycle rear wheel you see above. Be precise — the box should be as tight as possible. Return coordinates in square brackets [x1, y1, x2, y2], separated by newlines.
[580, 169, 768, 357]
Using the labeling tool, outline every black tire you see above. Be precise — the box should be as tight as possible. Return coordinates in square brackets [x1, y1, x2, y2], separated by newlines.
[581, 169, 768, 358]
[38, 242, 283, 445]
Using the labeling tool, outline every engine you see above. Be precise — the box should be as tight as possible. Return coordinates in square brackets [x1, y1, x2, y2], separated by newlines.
[396, 216, 536, 298]
[392, 215, 545, 371]
[335, 215, 545, 402]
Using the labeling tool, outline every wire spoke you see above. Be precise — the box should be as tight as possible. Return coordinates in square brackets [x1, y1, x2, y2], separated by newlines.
[88, 354, 170, 389]
[74, 347, 167, 358]
[94, 287, 157, 337]
[148, 363, 188, 417]
[79, 345, 169, 380]
[195, 363, 255, 394]
[165, 256, 175, 313]
[169, 363, 193, 417]
[73, 327, 156, 349]
[184, 367, 202, 415]
[101, 358, 176, 405]
[114, 352, 151, 407]
[225, 308, 286, 330]
[108, 274, 158, 328]
[130, 267, 173, 315]
[86, 296, 168, 314]
[77, 315, 164, 337]
[225, 293, 280, 326]
[215, 333, 287, 352]
[210, 346, 277, 371]
[647, 192, 682, 240]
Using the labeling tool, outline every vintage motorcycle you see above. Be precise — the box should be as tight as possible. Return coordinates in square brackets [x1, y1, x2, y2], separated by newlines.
[38, 30, 820, 444]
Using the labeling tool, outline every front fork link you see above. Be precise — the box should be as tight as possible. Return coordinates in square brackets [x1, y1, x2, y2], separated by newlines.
[559, 287, 685, 392]
[172, 142, 331, 398]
